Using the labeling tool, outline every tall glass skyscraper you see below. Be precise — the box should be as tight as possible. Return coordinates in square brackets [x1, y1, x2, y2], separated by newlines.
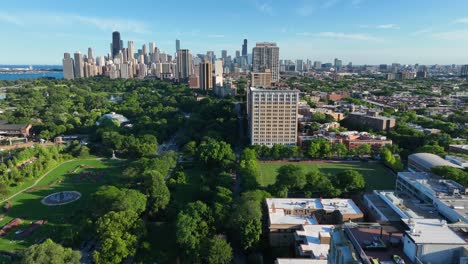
[112, 31, 122, 58]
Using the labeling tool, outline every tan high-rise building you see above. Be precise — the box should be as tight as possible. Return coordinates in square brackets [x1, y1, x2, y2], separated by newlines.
[199, 61, 213, 90]
[247, 87, 299, 146]
[251, 70, 272, 87]
[252, 42, 280, 83]
[62, 53, 75, 80]
[177, 49, 192, 81]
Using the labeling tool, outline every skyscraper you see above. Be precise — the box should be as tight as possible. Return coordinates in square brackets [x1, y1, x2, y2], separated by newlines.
[214, 59, 223, 87]
[199, 60, 213, 90]
[221, 50, 227, 60]
[334, 58, 343, 70]
[247, 87, 299, 146]
[149, 42, 155, 54]
[87, 48, 94, 63]
[128, 41, 135, 62]
[242, 39, 248, 57]
[73, 52, 84, 78]
[461, 65, 468, 77]
[62, 53, 75, 80]
[177, 49, 192, 81]
[252, 42, 280, 82]
[112, 31, 122, 58]
[176, 39, 180, 53]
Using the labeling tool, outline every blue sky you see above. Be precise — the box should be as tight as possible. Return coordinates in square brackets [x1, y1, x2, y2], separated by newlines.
[1, 0, 468, 65]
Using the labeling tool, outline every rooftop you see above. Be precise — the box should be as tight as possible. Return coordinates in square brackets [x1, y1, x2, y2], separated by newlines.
[403, 218, 466, 245]
[409, 152, 462, 169]
[266, 198, 362, 226]
[295, 225, 333, 259]
[343, 223, 412, 264]
[275, 259, 327, 264]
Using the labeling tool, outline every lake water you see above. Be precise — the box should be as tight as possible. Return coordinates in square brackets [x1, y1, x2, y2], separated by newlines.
[0, 65, 63, 80]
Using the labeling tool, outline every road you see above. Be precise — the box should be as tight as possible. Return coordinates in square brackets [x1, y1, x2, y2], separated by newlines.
[232, 101, 247, 264]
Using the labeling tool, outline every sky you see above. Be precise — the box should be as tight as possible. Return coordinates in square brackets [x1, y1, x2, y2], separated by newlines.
[1, 0, 468, 65]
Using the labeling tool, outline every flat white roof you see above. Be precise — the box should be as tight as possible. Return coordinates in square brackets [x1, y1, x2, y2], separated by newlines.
[296, 225, 333, 259]
[276, 259, 327, 264]
[403, 218, 466, 245]
[266, 198, 362, 225]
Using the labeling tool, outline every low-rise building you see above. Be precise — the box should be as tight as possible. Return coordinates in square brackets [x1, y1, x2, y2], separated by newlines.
[445, 155, 468, 168]
[345, 110, 395, 131]
[402, 218, 466, 264]
[396, 171, 468, 223]
[329, 222, 408, 264]
[266, 198, 363, 247]
[295, 225, 333, 259]
[450, 145, 468, 155]
[0, 120, 32, 138]
[408, 153, 462, 173]
[275, 259, 327, 264]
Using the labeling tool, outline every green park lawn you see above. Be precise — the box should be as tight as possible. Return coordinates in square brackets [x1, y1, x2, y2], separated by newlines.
[0, 158, 124, 252]
[258, 161, 396, 190]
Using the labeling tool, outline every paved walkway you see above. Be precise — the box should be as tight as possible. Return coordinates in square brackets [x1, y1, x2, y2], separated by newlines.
[0, 158, 99, 204]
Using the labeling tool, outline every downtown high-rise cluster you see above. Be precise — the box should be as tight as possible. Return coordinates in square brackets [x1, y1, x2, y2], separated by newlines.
[63, 32, 283, 91]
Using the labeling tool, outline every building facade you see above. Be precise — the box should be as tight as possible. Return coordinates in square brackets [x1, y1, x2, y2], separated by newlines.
[199, 61, 213, 90]
[251, 70, 273, 87]
[176, 49, 192, 81]
[252, 42, 280, 82]
[247, 87, 299, 146]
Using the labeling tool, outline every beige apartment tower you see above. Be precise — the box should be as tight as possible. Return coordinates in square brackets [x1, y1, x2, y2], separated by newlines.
[247, 87, 299, 146]
[252, 42, 280, 83]
[251, 70, 273, 87]
[199, 61, 213, 90]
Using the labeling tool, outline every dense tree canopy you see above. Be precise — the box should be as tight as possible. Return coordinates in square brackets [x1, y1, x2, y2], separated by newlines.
[21, 239, 81, 264]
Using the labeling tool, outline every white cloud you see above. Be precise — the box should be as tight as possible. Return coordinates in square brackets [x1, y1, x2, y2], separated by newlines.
[0, 12, 151, 34]
[360, 24, 400, 29]
[411, 28, 433, 36]
[432, 30, 468, 41]
[296, 31, 383, 42]
[376, 24, 400, 29]
[453, 17, 468, 24]
[317, 32, 384, 42]
[351, 0, 364, 5]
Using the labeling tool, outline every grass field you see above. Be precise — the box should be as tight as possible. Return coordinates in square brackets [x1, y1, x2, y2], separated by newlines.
[258, 162, 396, 190]
[0, 158, 124, 252]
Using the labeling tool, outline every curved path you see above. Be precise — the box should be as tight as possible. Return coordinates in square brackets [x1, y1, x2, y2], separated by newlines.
[0, 158, 100, 204]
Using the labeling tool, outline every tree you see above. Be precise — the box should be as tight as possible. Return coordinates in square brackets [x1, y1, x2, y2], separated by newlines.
[416, 144, 447, 157]
[356, 144, 371, 157]
[305, 170, 341, 197]
[183, 141, 197, 157]
[143, 171, 170, 217]
[21, 239, 81, 264]
[332, 143, 348, 158]
[432, 166, 468, 186]
[276, 164, 306, 189]
[332, 170, 365, 193]
[91, 186, 147, 216]
[230, 190, 270, 251]
[204, 236, 233, 264]
[197, 139, 235, 168]
[176, 201, 213, 259]
[240, 149, 260, 190]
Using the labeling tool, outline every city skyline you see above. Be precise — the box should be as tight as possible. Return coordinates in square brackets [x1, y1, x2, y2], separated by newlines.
[1, 0, 468, 65]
